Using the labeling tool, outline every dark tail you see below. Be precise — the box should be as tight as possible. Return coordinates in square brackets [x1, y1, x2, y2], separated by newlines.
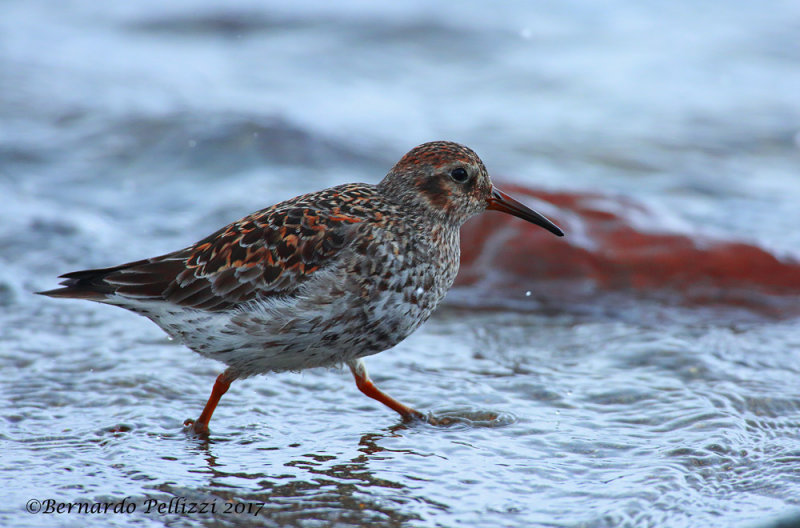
[36, 261, 147, 301]
[37, 251, 191, 302]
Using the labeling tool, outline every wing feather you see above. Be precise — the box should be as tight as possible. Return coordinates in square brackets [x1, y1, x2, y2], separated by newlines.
[39, 184, 383, 311]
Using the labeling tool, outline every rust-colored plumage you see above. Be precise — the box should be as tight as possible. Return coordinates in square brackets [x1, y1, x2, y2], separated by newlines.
[44, 185, 383, 309]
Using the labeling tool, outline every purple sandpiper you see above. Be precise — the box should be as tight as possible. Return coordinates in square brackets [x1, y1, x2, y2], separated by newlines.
[39, 141, 563, 434]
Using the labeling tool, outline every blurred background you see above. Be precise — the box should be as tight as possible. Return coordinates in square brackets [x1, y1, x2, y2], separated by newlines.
[2, 1, 800, 527]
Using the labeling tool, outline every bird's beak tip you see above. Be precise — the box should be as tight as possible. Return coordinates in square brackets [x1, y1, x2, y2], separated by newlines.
[487, 188, 564, 237]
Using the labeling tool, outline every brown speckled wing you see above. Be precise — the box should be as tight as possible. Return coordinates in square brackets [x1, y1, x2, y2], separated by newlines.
[72, 184, 383, 311]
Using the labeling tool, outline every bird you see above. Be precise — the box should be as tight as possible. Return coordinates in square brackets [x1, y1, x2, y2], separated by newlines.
[38, 141, 564, 434]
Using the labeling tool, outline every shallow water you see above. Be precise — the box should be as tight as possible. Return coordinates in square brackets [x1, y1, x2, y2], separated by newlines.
[2, 1, 800, 527]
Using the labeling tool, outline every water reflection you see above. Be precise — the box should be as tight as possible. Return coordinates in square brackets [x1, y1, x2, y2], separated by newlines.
[157, 426, 445, 527]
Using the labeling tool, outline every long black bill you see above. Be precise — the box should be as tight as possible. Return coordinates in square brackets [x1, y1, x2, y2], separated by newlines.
[486, 188, 564, 237]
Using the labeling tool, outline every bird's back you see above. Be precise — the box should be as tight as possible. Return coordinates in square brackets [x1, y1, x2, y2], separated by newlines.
[39, 182, 461, 376]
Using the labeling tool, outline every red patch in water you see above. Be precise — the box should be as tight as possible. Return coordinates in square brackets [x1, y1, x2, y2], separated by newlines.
[459, 184, 800, 314]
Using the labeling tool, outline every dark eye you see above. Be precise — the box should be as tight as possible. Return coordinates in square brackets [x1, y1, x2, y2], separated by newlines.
[450, 167, 469, 183]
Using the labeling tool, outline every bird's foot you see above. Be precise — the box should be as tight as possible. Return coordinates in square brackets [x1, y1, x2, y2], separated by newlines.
[401, 409, 427, 422]
[424, 413, 456, 426]
[401, 409, 456, 426]
[419, 410, 503, 426]
[183, 418, 210, 436]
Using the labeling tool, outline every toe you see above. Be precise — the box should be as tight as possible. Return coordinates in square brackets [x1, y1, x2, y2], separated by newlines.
[183, 419, 210, 436]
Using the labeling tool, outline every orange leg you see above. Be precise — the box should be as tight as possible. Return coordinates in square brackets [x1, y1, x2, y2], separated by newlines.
[184, 372, 233, 435]
[347, 359, 425, 421]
